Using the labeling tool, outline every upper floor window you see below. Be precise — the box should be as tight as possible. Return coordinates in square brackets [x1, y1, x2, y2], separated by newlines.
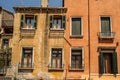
[71, 17, 82, 36]
[49, 15, 66, 30]
[100, 17, 111, 33]
[20, 15, 37, 29]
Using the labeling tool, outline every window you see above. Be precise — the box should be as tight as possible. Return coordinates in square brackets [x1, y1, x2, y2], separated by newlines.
[49, 15, 66, 30]
[51, 48, 62, 68]
[70, 48, 84, 69]
[71, 18, 82, 36]
[21, 47, 33, 68]
[101, 17, 111, 33]
[1, 39, 9, 49]
[99, 51, 118, 74]
[20, 15, 37, 29]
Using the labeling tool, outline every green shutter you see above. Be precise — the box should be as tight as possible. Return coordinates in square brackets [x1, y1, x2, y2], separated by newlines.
[34, 15, 38, 29]
[49, 15, 53, 28]
[20, 15, 25, 29]
[112, 52, 118, 74]
[99, 52, 104, 74]
[62, 15, 66, 29]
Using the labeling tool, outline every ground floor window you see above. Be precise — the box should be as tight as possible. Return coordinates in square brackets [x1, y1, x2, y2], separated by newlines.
[21, 47, 33, 68]
[51, 48, 62, 68]
[71, 48, 83, 69]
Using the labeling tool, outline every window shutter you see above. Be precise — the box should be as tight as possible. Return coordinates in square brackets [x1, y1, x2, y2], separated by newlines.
[20, 15, 25, 29]
[99, 52, 104, 74]
[112, 52, 118, 74]
[49, 15, 53, 28]
[34, 15, 38, 29]
[62, 15, 66, 29]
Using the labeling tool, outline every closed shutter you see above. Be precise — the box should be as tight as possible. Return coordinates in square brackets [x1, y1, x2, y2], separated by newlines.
[72, 18, 81, 35]
[34, 15, 37, 29]
[62, 15, 66, 29]
[112, 52, 118, 74]
[50, 15, 53, 28]
[99, 52, 104, 74]
[20, 15, 25, 29]
[101, 17, 111, 33]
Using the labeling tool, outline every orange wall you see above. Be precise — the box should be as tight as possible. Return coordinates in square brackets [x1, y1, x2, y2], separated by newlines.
[64, 0, 120, 79]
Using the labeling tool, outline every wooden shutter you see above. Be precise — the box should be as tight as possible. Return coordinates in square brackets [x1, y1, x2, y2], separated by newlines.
[62, 15, 66, 29]
[20, 15, 25, 29]
[99, 52, 104, 74]
[112, 52, 118, 74]
[34, 15, 37, 29]
[49, 15, 53, 28]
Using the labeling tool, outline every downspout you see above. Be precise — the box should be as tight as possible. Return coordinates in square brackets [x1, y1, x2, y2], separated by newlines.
[43, 7, 49, 72]
[88, 0, 91, 80]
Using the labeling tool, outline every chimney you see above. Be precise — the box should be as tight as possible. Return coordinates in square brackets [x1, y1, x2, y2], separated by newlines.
[41, 0, 48, 7]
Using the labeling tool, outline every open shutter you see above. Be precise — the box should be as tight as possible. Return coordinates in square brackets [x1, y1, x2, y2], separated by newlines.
[49, 15, 53, 29]
[99, 52, 104, 74]
[62, 15, 66, 29]
[34, 15, 37, 29]
[20, 15, 25, 29]
[112, 52, 118, 74]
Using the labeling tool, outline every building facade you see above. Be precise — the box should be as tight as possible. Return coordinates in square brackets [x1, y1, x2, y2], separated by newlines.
[8, 0, 120, 80]
[0, 7, 14, 79]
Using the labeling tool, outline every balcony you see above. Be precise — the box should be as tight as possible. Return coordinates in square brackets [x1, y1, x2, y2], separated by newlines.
[20, 28, 36, 38]
[18, 63, 34, 70]
[69, 64, 84, 71]
[49, 29, 65, 38]
[98, 32, 115, 39]
[48, 64, 64, 71]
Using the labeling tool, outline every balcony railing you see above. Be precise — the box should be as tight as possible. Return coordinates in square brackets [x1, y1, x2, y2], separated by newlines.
[69, 64, 84, 70]
[98, 32, 115, 39]
[18, 63, 34, 70]
[0, 67, 7, 75]
[48, 64, 64, 70]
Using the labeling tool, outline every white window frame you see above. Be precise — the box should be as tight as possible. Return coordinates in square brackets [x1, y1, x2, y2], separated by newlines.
[70, 47, 84, 69]
[99, 16, 112, 32]
[20, 46, 34, 65]
[49, 47, 64, 68]
[70, 17, 83, 36]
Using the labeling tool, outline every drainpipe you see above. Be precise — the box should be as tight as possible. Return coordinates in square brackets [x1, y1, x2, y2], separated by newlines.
[88, 0, 91, 80]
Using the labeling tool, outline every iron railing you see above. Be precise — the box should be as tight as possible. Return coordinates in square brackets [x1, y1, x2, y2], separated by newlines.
[99, 32, 115, 39]
[69, 64, 84, 70]
[48, 64, 64, 70]
[18, 63, 34, 69]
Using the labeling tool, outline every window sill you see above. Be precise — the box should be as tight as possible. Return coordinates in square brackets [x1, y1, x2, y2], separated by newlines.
[21, 28, 36, 30]
[50, 28, 65, 31]
[48, 68, 64, 71]
[70, 35, 83, 38]
[69, 68, 84, 71]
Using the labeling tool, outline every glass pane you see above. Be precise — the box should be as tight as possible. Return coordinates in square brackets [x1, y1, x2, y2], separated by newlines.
[101, 17, 111, 33]
[72, 18, 81, 35]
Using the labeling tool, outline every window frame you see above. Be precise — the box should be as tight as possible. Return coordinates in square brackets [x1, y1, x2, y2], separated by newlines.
[70, 47, 84, 70]
[20, 46, 34, 68]
[49, 47, 64, 69]
[20, 14, 37, 30]
[49, 15, 66, 30]
[70, 17, 83, 37]
[100, 16, 112, 33]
